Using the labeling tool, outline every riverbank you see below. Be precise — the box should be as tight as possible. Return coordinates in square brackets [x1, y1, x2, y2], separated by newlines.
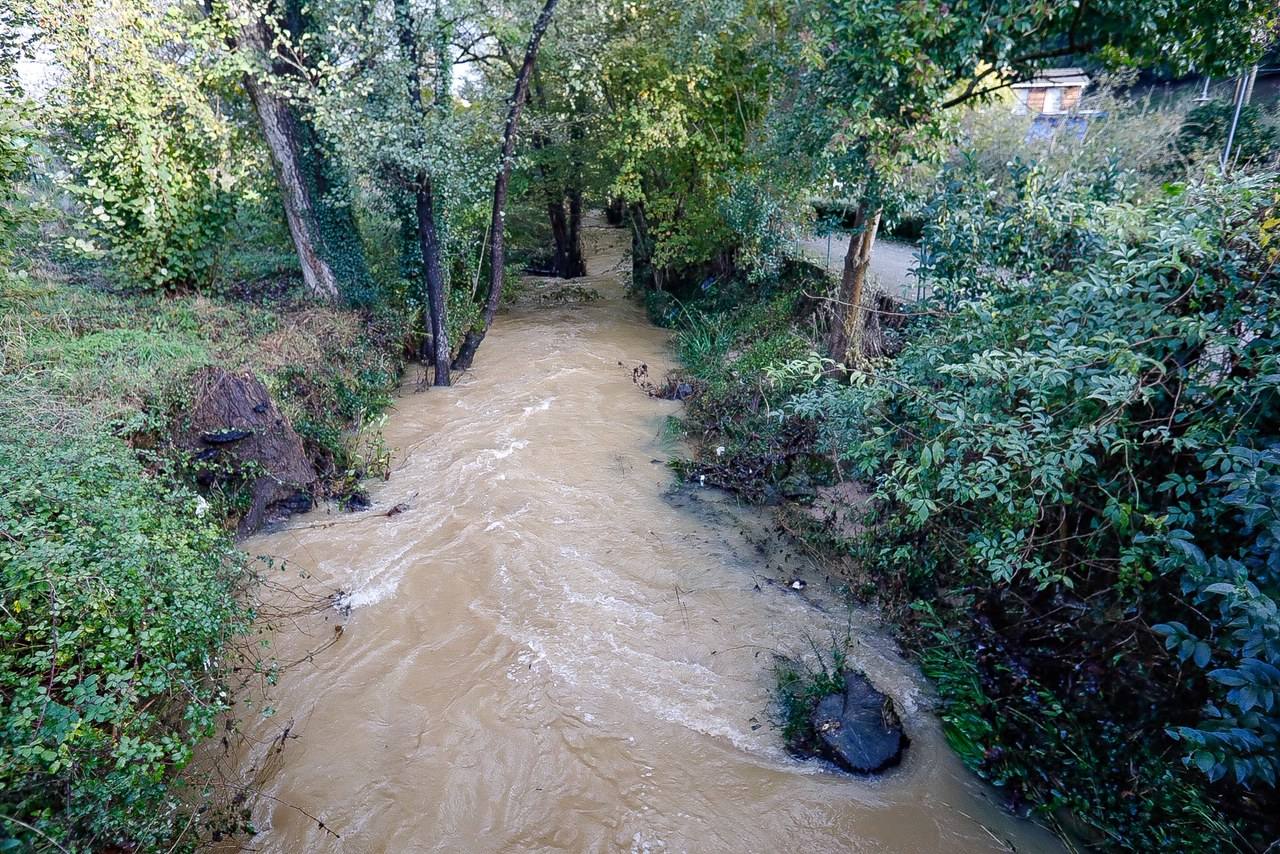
[659, 174, 1280, 851]
[0, 213, 409, 849]
[1, 217, 406, 520]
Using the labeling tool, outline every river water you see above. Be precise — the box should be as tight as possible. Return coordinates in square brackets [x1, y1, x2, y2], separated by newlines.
[224, 223, 1060, 853]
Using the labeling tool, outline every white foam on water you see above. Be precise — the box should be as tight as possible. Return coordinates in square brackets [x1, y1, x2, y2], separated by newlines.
[335, 568, 405, 609]
[629, 831, 668, 853]
[522, 397, 556, 416]
[485, 439, 528, 461]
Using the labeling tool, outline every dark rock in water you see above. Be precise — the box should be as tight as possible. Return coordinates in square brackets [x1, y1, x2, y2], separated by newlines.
[672, 382, 695, 401]
[177, 367, 317, 537]
[278, 491, 314, 515]
[810, 671, 908, 774]
[342, 491, 372, 512]
[201, 428, 253, 444]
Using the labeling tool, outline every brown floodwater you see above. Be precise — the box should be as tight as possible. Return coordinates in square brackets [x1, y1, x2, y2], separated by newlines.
[224, 223, 1061, 853]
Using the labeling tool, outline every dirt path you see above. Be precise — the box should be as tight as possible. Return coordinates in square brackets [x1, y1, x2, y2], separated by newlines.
[797, 234, 922, 301]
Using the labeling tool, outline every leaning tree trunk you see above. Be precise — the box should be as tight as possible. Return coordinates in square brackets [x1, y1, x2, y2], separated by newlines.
[236, 16, 340, 301]
[278, 0, 372, 299]
[453, 0, 560, 371]
[825, 200, 882, 370]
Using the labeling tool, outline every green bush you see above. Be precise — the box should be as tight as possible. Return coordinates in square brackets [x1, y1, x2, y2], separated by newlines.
[0, 425, 250, 850]
[63, 91, 236, 290]
[663, 269, 828, 499]
[1176, 100, 1278, 170]
[786, 169, 1280, 847]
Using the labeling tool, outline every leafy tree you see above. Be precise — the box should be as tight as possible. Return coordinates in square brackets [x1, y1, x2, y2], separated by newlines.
[527, 62, 590, 281]
[219, 0, 374, 301]
[487, 9, 605, 282]
[32, 0, 244, 290]
[453, 0, 560, 371]
[0, 92, 33, 282]
[601, 0, 781, 295]
[292, 0, 560, 381]
[772, 0, 1278, 366]
[293, 0, 485, 382]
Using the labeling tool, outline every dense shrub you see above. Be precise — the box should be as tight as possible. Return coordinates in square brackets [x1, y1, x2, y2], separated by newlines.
[0, 425, 251, 850]
[783, 170, 1279, 847]
[61, 89, 237, 290]
[915, 154, 1137, 300]
[1176, 100, 1278, 170]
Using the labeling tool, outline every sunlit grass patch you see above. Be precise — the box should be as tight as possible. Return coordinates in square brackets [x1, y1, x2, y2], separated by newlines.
[20, 327, 211, 409]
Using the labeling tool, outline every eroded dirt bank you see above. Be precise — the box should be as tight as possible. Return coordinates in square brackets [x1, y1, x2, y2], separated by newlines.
[222, 223, 1062, 853]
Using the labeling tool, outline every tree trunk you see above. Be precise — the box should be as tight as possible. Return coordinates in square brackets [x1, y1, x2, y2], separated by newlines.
[547, 198, 571, 276]
[292, 112, 373, 300]
[542, 193, 585, 279]
[544, 190, 584, 279]
[565, 187, 586, 277]
[392, 0, 451, 384]
[629, 201, 659, 291]
[563, 108, 587, 278]
[453, 0, 560, 371]
[604, 197, 625, 226]
[237, 18, 340, 301]
[825, 200, 882, 369]
[279, 0, 371, 300]
[416, 179, 450, 386]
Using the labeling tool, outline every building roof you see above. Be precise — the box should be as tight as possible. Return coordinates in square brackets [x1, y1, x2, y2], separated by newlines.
[1010, 67, 1090, 89]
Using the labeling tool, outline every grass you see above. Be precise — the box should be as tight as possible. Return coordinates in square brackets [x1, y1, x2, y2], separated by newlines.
[19, 327, 211, 404]
[910, 603, 995, 770]
[773, 636, 851, 754]
[661, 263, 829, 500]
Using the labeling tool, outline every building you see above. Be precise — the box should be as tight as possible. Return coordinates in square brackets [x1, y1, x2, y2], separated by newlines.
[1011, 68, 1091, 115]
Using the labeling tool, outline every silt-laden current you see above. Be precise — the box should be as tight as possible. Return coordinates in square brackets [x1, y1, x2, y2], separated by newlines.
[224, 222, 1060, 853]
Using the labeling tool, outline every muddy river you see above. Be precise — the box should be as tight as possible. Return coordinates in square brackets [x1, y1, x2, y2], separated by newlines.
[224, 222, 1060, 853]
